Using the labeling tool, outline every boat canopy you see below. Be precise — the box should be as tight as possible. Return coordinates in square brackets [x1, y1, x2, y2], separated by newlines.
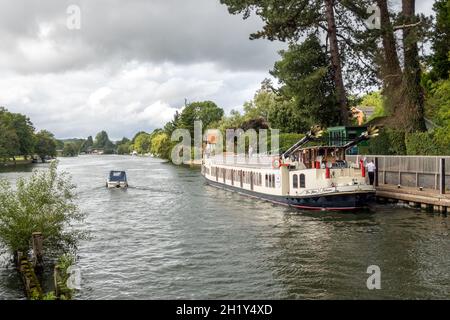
[109, 171, 127, 182]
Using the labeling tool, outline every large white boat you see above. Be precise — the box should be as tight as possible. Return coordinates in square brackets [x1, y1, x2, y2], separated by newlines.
[201, 127, 379, 211]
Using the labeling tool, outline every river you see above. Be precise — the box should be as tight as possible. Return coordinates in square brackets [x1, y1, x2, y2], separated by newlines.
[0, 155, 449, 299]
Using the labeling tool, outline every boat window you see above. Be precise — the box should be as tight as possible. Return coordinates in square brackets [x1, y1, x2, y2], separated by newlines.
[272, 174, 275, 188]
[293, 174, 298, 189]
[300, 174, 306, 188]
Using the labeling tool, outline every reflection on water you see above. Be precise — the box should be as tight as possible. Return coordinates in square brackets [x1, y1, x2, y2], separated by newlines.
[0, 156, 449, 299]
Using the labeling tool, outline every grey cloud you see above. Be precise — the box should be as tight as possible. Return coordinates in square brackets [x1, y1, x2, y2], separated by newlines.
[0, 0, 285, 74]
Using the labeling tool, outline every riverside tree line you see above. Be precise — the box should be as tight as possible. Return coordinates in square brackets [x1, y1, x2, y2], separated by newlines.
[3, 1, 449, 161]
[125, 0, 450, 159]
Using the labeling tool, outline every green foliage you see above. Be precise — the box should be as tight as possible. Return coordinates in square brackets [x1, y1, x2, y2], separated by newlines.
[133, 133, 152, 155]
[405, 132, 440, 156]
[62, 143, 79, 157]
[0, 107, 34, 160]
[360, 91, 385, 121]
[94, 131, 115, 154]
[271, 34, 340, 127]
[34, 130, 57, 161]
[179, 101, 224, 135]
[368, 128, 407, 155]
[430, 0, 450, 80]
[425, 78, 450, 154]
[0, 162, 88, 257]
[80, 136, 94, 153]
[276, 133, 305, 153]
[42, 292, 57, 300]
[150, 133, 171, 158]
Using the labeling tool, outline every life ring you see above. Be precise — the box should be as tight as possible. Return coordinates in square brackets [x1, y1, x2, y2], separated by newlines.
[272, 158, 282, 169]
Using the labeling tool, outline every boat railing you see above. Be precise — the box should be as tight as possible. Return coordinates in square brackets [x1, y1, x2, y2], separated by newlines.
[205, 153, 275, 168]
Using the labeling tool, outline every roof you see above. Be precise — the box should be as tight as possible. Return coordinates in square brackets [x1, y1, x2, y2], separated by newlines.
[108, 171, 127, 181]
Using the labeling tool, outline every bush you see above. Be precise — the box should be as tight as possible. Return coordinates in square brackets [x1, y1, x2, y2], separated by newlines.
[406, 132, 440, 155]
[0, 162, 88, 259]
[368, 128, 406, 155]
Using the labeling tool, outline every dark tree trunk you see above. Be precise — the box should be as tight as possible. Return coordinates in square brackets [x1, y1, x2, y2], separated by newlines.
[377, 0, 403, 115]
[398, 0, 426, 132]
[324, 0, 349, 125]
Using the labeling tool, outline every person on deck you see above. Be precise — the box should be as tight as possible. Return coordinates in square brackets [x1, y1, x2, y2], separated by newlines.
[367, 160, 376, 185]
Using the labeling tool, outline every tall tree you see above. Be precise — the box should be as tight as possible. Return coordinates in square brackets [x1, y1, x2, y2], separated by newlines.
[179, 101, 224, 135]
[324, 0, 349, 123]
[271, 34, 339, 128]
[219, 0, 375, 125]
[430, 0, 450, 80]
[0, 107, 35, 159]
[397, 0, 427, 132]
[81, 136, 94, 152]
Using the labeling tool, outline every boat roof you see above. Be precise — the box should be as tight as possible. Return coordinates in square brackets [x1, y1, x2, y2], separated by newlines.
[109, 171, 127, 181]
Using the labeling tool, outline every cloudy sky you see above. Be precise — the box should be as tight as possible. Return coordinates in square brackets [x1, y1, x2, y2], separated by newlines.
[0, 0, 435, 140]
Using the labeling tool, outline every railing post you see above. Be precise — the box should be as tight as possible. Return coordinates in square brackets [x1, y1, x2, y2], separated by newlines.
[440, 158, 446, 195]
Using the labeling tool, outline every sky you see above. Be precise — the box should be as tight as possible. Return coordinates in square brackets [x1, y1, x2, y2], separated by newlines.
[0, 0, 436, 140]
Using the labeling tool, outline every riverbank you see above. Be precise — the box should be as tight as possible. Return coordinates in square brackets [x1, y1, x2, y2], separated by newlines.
[0, 159, 33, 167]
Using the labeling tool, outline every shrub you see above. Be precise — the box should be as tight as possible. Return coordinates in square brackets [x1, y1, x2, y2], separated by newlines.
[368, 128, 407, 155]
[406, 132, 440, 155]
[0, 162, 88, 260]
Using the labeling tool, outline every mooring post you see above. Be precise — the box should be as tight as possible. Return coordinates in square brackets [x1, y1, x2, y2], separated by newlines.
[375, 157, 379, 187]
[32, 232, 44, 270]
[440, 158, 445, 195]
[54, 265, 60, 298]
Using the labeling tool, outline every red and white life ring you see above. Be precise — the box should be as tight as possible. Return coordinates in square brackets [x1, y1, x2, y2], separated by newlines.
[272, 158, 282, 169]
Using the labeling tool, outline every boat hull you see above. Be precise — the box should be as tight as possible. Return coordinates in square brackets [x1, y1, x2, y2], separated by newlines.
[204, 178, 375, 211]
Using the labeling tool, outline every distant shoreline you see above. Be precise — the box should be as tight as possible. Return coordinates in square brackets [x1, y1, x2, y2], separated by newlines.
[0, 159, 33, 167]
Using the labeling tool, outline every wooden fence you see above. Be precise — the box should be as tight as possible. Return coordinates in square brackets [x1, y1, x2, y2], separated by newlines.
[347, 155, 450, 194]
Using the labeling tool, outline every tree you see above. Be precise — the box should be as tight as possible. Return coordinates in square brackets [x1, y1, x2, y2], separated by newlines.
[62, 143, 78, 157]
[0, 107, 34, 160]
[0, 162, 87, 258]
[430, 0, 450, 80]
[0, 123, 20, 161]
[8, 112, 35, 158]
[373, 0, 428, 132]
[179, 101, 224, 135]
[116, 137, 131, 155]
[271, 34, 340, 127]
[163, 111, 180, 136]
[219, 0, 376, 125]
[80, 136, 93, 153]
[34, 130, 57, 162]
[94, 131, 115, 154]
[150, 132, 171, 158]
[133, 132, 152, 154]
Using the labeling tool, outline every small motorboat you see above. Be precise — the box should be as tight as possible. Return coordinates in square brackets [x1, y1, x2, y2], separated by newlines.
[106, 171, 128, 189]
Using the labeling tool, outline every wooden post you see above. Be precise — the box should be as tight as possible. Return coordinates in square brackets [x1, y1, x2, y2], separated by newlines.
[32, 232, 44, 270]
[440, 158, 445, 195]
[375, 157, 379, 187]
[54, 265, 60, 298]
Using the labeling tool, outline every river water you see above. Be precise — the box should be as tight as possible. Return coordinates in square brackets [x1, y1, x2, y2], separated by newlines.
[0, 155, 449, 299]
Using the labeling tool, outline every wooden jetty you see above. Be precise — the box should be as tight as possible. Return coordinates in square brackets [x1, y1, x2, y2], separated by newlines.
[347, 155, 449, 213]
